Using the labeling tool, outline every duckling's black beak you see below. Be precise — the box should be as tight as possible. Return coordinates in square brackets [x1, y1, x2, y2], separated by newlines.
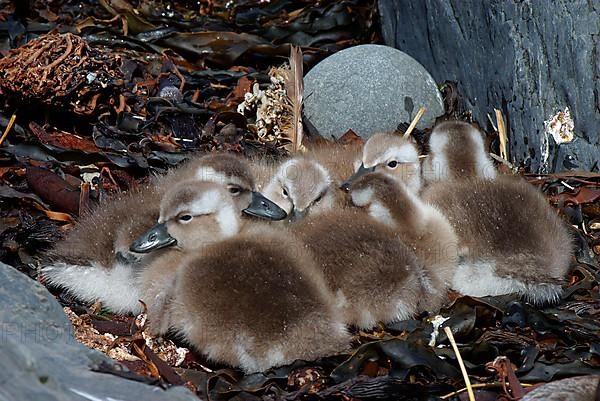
[289, 207, 308, 222]
[243, 191, 287, 221]
[341, 163, 375, 191]
[130, 222, 177, 253]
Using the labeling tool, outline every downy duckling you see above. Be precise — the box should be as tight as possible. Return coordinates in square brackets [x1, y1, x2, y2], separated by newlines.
[131, 180, 349, 372]
[263, 157, 427, 327]
[41, 153, 285, 313]
[355, 132, 572, 304]
[262, 156, 343, 220]
[421, 176, 572, 304]
[422, 120, 497, 185]
[343, 171, 458, 312]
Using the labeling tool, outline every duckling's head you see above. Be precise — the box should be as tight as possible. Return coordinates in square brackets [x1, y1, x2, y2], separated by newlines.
[345, 172, 396, 216]
[423, 120, 496, 184]
[132, 181, 241, 253]
[344, 171, 425, 229]
[263, 157, 336, 221]
[186, 153, 286, 221]
[343, 133, 422, 194]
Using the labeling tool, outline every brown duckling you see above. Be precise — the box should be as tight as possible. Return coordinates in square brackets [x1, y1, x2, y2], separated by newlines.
[132, 181, 349, 372]
[354, 132, 572, 304]
[262, 157, 429, 326]
[294, 209, 427, 327]
[41, 153, 286, 313]
[343, 171, 458, 312]
[422, 176, 572, 304]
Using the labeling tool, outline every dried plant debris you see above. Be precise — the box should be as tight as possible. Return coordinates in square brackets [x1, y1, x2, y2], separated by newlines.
[0, 32, 123, 115]
[237, 66, 293, 143]
[64, 306, 189, 381]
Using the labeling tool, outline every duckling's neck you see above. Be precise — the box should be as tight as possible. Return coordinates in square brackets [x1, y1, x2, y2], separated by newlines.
[371, 183, 426, 237]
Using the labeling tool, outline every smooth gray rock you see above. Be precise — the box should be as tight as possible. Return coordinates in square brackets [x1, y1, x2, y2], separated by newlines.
[521, 375, 600, 401]
[0, 262, 198, 401]
[304, 44, 444, 139]
[378, 0, 600, 173]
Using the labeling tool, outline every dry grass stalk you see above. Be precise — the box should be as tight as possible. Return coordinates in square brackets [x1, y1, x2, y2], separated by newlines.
[495, 108, 508, 160]
[402, 106, 426, 138]
[444, 326, 475, 401]
[0, 113, 16, 147]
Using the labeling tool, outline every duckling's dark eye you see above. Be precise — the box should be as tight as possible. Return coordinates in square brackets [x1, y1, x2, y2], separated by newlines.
[282, 188, 289, 197]
[228, 185, 242, 195]
[387, 161, 398, 169]
[178, 214, 193, 223]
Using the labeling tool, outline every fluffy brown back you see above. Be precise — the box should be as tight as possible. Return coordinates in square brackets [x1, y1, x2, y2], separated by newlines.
[45, 183, 161, 267]
[173, 225, 349, 371]
[422, 175, 573, 283]
[294, 208, 425, 326]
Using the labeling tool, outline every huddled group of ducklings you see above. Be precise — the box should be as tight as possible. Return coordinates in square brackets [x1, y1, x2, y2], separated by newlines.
[41, 120, 572, 373]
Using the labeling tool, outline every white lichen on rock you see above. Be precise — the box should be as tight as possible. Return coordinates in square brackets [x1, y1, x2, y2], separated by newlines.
[544, 107, 574, 145]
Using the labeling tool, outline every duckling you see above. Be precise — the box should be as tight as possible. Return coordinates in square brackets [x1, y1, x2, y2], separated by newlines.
[41, 153, 286, 314]
[354, 132, 572, 304]
[132, 180, 350, 372]
[421, 175, 572, 304]
[262, 156, 343, 220]
[422, 120, 497, 185]
[262, 157, 428, 326]
[343, 171, 458, 313]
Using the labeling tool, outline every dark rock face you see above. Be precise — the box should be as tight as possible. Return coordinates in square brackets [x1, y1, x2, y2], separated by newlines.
[378, 0, 600, 173]
[0, 262, 197, 401]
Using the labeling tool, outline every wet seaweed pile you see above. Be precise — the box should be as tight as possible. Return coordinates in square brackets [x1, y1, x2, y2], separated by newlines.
[0, 1, 598, 401]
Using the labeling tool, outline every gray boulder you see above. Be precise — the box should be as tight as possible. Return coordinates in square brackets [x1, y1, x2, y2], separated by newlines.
[378, 0, 600, 173]
[0, 262, 197, 401]
[303, 44, 444, 139]
[521, 375, 600, 401]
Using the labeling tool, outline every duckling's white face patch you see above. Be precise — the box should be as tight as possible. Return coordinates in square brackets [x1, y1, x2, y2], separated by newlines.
[189, 190, 239, 237]
[350, 188, 373, 207]
[185, 189, 223, 217]
[469, 129, 497, 180]
[422, 130, 450, 184]
[363, 145, 421, 193]
[168, 189, 239, 239]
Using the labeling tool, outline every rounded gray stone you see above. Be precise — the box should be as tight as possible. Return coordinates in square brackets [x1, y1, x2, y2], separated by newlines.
[304, 44, 444, 139]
